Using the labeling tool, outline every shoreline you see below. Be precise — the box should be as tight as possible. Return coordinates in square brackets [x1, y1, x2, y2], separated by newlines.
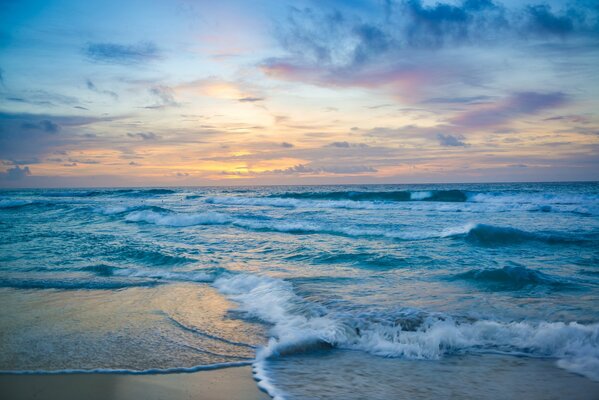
[0, 365, 270, 400]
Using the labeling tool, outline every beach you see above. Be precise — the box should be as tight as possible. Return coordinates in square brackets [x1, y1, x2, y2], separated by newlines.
[0, 367, 269, 400]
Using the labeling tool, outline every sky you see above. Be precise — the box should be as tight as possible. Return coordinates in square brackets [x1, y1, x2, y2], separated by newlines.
[1, 0, 598, 187]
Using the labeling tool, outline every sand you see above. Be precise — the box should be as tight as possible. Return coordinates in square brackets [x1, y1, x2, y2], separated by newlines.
[0, 366, 270, 400]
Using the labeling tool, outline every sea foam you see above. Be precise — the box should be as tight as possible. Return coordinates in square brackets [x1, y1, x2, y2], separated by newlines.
[214, 273, 599, 382]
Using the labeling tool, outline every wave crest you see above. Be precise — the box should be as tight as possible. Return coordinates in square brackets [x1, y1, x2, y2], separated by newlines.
[214, 273, 599, 382]
[453, 265, 570, 289]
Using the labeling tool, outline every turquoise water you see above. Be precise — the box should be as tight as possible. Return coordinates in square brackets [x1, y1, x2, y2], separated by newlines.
[1, 183, 598, 398]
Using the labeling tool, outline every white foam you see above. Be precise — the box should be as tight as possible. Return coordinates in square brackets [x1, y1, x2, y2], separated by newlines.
[214, 273, 599, 382]
[125, 210, 230, 227]
[410, 191, 433, 200]
[94, 205, 137, 215]
[206, 196, 395, 210]
[112, 268, 215, 283]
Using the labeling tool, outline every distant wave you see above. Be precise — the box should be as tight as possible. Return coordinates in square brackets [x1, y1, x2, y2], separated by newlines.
[122, 209, 589, 246]
[214, 273, 599, 384]
[203, 189, 599, 215]
[125, 210, 231, 226]
[122, 209, 441, 239]
[287, 251, 408, 270]
[93, 204, 170, 216]
[453, 265, 571, 289]
[272, 190, 468, 202]
[0, 199, 34, 209]
[41, 188, 176, 198]
[454, 223, 587, 246]
[205, 196, 397, 210]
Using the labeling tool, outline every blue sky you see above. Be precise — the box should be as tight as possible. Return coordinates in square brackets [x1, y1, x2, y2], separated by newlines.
[1, 0, 598, 187]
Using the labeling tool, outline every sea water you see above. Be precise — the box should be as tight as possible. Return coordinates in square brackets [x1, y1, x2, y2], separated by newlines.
[1, 183, 598, 398]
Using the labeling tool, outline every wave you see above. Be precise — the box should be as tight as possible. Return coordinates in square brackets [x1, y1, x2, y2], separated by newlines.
[0, 361, 252, 375]
[457, 223, 586, 246]
[203, 189, 599, 216]
[214, 273, 599, 384]
[125, 210, 230, 227]
[81, 263, 221, 283]
[122, 209, 589, 246]
[273, 190, 468, 203]
[40, 188, 176, 198]
[453, 265, 570, 289]
[93, 205, 170, 216]
[205, 196, 396, 210]
[287, 252, 407, 270]
[111, 268, 216, 283]
[122, 208, 435, 239]
[120, 188, 176, 197]
[0, 277, 161, 290]
[0, 199, 34, 209]
[108, 246, 196, 266]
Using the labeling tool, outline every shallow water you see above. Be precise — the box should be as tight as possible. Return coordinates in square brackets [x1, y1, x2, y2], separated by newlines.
[1, 183, 598, 398]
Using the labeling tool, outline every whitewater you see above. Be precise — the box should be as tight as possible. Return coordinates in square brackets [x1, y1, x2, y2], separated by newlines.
[0, 182, 598, 399]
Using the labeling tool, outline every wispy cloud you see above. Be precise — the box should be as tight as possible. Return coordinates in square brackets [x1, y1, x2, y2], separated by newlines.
[85, 41, 161, 64]
[146, 86, 179, 109]
[451, 91, 569, 128]
[86, 79, 118, 100]
[127, 132, 160, 140]
[238, 97, 264, 103]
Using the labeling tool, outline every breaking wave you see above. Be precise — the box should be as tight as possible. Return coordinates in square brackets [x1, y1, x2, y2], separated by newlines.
[214, 273, 599, 389]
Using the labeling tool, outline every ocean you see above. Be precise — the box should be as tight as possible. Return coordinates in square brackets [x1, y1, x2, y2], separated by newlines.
[1, 182, 598, 399]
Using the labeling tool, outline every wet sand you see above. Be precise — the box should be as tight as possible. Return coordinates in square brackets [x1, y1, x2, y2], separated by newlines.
[0, 366, 270, 400]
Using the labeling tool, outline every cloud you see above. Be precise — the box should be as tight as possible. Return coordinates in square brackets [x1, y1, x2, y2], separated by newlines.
[86, 79, 118, 100]
[228, 163, 378, 176]
[526, 4, 574, 36]
[0, 111, 114, 160]
[1, 165, 31, 181]
[85, 41, 161, 64]
[281, 142, 294, 148]
[146, 85, 179, 108]
[437, 133, 468, 147]
[21, 119, 60, 133]
[451, 91, 569, 128]
[4, 90, 80, 108]
[127, 132, 160, 140]
[327, 141, 369, 148]
[262, 1, 599, 95]
[422, 95, 493, 104]
[238, 97, 264, 102]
